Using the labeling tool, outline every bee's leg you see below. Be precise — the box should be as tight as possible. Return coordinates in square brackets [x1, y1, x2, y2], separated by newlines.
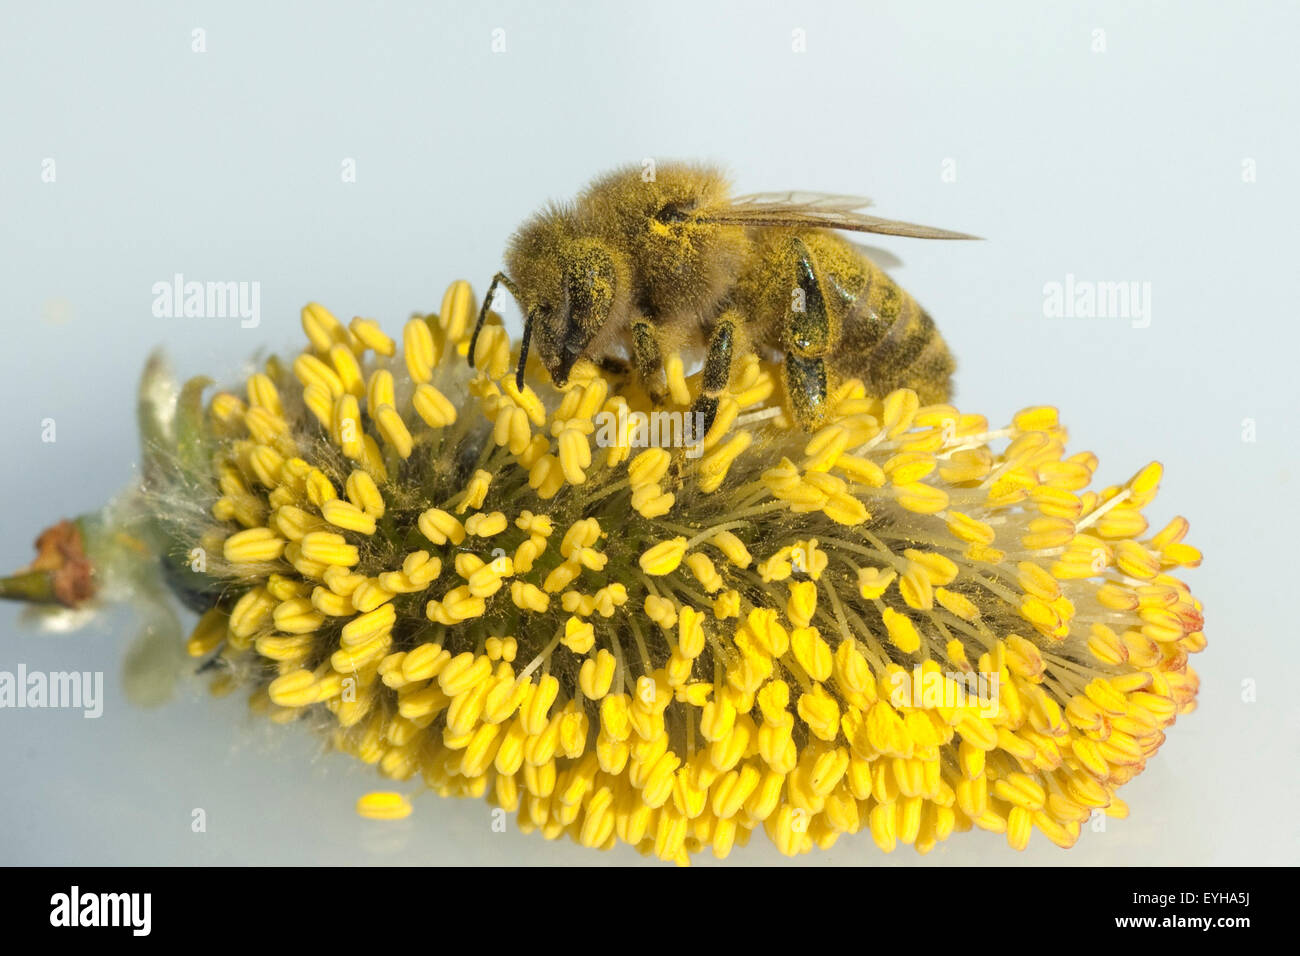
[596, 355, 631, 377]
[631, 317, 667, 404]
[785, 354, 828, 430]
[781, 237, 832, 430]
[688, 313, 737, 441]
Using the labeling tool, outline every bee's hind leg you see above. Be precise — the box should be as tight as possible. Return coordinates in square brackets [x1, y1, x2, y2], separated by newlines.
[687, 312, 738, 443]
[784, 354, 829, 431]
[781, 237, 833, 430]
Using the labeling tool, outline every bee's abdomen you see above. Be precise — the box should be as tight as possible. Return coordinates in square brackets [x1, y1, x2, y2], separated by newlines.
[835, 259, 954, 405]
[735, 229, 956, 406]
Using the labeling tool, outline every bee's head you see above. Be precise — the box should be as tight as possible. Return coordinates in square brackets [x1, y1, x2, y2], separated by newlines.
[582, 163, 750, 316]
[508, 211, 628, 387]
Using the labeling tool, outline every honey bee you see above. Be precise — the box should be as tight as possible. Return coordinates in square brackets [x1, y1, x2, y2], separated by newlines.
[469, 162, 977, 431]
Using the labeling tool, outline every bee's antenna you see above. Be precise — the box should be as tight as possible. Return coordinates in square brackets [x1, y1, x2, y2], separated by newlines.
[468, 272, 520, 370]
[515, 308, 535, 392]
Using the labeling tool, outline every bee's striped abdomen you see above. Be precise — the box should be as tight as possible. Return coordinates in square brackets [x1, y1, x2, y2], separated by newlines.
[735, 228, 956, 413]
[834, 252, 955, 405]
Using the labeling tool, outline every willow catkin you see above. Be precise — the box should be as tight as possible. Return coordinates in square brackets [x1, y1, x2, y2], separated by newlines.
[138, 280, 1203, 864]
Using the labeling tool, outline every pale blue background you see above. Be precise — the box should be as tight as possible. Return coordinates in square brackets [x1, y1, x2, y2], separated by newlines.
[1, 0, 1295, 865]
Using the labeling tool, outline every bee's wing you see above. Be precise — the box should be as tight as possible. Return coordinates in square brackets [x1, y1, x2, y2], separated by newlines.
[846, 240, 904, 271]
[726, 191, 876, 211]
[698, 192, 979, 240]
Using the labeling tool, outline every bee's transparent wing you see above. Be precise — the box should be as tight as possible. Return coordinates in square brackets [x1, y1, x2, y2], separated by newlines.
[726, 191, 876, 211]
[846, 241, 904, 271]
[698, 191, 979, 240]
